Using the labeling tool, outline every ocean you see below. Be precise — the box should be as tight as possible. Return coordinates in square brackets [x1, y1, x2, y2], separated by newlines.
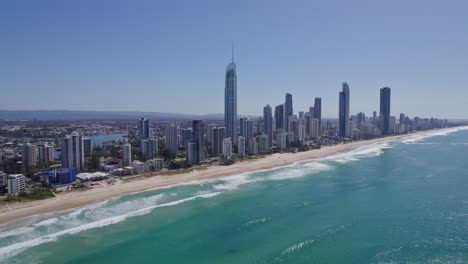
[1, 127, 468, 263]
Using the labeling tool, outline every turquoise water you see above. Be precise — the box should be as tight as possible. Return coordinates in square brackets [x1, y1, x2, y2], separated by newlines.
[1, 127, 468, 263]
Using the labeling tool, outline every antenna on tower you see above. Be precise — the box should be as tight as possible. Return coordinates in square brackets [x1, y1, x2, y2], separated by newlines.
[231, 42, 234, 63]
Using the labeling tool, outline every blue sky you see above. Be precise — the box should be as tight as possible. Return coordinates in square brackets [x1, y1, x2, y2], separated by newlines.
[1, 0, 467, 118]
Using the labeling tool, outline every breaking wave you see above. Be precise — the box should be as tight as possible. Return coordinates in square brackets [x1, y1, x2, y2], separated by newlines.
[0, 192, 219, 262]
[402, 126, 468, 144]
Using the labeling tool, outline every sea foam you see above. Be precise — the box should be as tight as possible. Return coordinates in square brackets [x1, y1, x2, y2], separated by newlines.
[0, 192, 220, 262]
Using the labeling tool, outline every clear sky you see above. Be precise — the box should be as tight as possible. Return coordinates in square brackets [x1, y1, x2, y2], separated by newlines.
[1, 0, 467, 119]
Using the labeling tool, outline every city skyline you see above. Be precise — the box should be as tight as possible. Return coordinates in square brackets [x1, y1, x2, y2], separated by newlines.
[1, 1, 467, 119]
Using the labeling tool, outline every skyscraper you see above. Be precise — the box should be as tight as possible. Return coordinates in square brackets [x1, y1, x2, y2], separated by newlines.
[238, 136, 246, 157]
[263, 104, 273, 148]
[210, 126, 226, 157]
[239, 117, 248, 139]
[139, 117, 150, 140]
[314, 97, 322, 132]
[61, 131, 85, 172]
[274, 104, 284, 130]
[339, 82, 350, 138]
[21, 143, 37, 169]
[191, 120, 205, 164]
[223, 138, 233, 159]
[225, 54, 237, 144]
[122, 143, 132, 166]
[37, 143, 54, 164]
[380, 87, 391, 135]
[284, 93, 293, 131]
[165, 123, 178, 158]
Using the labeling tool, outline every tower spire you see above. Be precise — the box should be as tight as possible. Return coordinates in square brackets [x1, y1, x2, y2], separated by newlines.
[231, 42, 234, 63]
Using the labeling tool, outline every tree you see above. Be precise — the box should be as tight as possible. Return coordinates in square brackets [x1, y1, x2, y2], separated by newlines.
[90, 152, 101, 171]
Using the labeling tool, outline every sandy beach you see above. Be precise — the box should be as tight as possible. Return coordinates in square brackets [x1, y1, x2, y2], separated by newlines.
[0, 129, 448, 224]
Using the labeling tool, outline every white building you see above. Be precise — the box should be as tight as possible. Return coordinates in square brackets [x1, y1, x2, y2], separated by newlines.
[132, 160, 145, 174]
[238, 136, 245, 157]
[61, 131, 85, 172]
[122, 143, 132, 166]
[311, 118, 320, 139]
[7, 174, 26, 195]
[223, 138, 233, 159]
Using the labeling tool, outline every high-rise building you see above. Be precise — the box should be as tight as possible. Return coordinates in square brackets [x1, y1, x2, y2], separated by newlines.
[21, 143, 37, 169]
[339, 82, 350, 138]
[165, 123, 178, 158]
[275, 104, 284, 130]
[314, 97, 322, 130]
[223, 138, 233, 159]
[248, 138, 258, 155]
[380, 87, 391, 135]
[305, 112, 312, 138]
[284, 93, 293, 131]
[141, 138, 158, 159]
[239, 117, 248, 139]
[187, 141, 197, 164]
[276, 132, 288, 151]
[139, 117, 151, 140]
[311, 118, 320, 139]
[263, 104, 273, 148]
[210, 126, 226, 157]
[180, 128, 193, 149]
[238, 136, 246, 157]
[37, 143, 54, 164]
[61, 131, 85, 172]
[122, 143, 132, 166]
[246, 119, 254, 142]
[258, 134, 268, 153]
[225, 55, 237, 145]
[191, 120, 205, 164]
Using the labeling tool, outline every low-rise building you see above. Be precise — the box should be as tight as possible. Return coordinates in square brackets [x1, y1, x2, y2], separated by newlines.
[7, 174, 26, 195]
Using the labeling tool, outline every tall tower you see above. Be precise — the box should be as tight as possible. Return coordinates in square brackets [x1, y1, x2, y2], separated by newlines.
[263, 104, 273, 148]
[225, 50, 238, 144]
[191, 120, 205, 164]
[314, 97, 322, 131]
[61, 131, 84, 172]
[284, 93, 293, 131]
[274, 104, 284, 130]
[339, 82, 350, 138]
[380, 87, 391, 135]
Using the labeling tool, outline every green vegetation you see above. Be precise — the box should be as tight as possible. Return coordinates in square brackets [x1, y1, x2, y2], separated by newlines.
[2, 187, 55, 202]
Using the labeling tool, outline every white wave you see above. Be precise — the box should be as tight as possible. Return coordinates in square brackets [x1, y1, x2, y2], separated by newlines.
[322, 142, 393, 164]
[213, 161, 333, 190]
[282, 239, 314, 255]
[0, 192, 220, 262]
[213, 173, 254, 190]
[402, 126, 468, 144]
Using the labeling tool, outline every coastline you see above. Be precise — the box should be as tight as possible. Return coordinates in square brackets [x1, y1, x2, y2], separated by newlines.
[0, 128, 457, 225]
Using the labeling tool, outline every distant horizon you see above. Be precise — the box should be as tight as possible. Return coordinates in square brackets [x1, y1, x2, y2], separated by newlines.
[0, 109, 465, 121]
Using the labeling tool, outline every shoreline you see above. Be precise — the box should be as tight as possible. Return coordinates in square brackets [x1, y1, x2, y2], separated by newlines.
[0, 128, 459, 225]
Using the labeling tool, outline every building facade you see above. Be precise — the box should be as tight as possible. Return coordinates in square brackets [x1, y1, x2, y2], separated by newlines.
[339, 82, 350, 138]
[225, 58, 237, 145]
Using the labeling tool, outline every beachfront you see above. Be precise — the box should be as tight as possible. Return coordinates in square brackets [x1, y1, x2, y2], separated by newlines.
[0, 128, 455, 224]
